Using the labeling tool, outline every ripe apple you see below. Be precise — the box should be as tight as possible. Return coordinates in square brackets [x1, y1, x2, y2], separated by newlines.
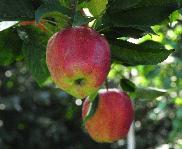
[82, 89, 134, 143]
[46, 26, 110, 98]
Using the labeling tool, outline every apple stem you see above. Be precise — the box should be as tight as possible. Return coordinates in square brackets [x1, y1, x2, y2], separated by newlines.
[105, 79, 109, 91]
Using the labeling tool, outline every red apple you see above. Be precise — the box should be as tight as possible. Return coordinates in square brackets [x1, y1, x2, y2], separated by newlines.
[46, 26, 110, 98]
[82, 89, 134, 143]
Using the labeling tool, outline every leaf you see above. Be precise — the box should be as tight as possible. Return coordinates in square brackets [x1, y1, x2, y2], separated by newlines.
[0, 28, 23, 66]
[22, 26, 50, 85]
[83, 94, 99, 124]
[107, 0, 177, 12]
[139, 0, 178, 7]
[78, 0, 91, 4]
[110, 40, 175, 66]
[72, 11, 94, 26]
[0, 0, 35, 21]
[107, 0, 141, 12]
[120, 78, 136, 92]
[135, 87, 167, 100]
[169, 10, 180, 22]
[59, 0, 72, 7]
[100, 26, 151, 39]
[43, 13, 70, 33]
[0, 21, 18, 32]
[85, 0, 108, 16]
[35, 0, 71, 23]
[103, 4, 178, 27]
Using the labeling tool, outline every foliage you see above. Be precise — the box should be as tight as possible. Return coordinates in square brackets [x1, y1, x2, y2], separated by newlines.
[0, 0, 182, 148]
[21, 27, 50, 85]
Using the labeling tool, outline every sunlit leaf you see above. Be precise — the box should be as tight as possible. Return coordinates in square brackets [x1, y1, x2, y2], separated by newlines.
[135, 87, 167, 100]
[85, 0, 108, 16]
[110, 40, 175, 66]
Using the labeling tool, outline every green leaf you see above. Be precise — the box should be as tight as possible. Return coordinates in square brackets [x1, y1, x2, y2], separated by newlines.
[169, 10, 180, 22]
[59, 0, 72, 7]
[83, 94, 99, 125]
[110, 40, 175, 66]
[120, 78, 136, 92]
[43, 13, 70, 33]
[22, 27, 50, 85]
[0, 0, 35, 21]
[100, 27, 151, 39]
[103, 4, 178, 27]
[85, 0, 108, 16]
[135, 87, 167, 100]
[139, 0, 178, 7]
[0, 28, 23, 66]
[107, 0, 141, 11]
[72, 11, 94, 26]
[35, 0, 71, 23]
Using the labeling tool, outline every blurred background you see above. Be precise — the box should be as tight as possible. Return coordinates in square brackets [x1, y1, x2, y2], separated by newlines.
[0, 11, 182, 149]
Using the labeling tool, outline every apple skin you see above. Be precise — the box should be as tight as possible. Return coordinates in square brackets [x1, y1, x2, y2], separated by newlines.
[82, 89, 134, 143]
[46, 26, 110, 98]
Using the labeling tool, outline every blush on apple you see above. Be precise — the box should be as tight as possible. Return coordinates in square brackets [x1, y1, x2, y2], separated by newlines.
[46, 26, 110, 98]
[82, 89, 134, 143]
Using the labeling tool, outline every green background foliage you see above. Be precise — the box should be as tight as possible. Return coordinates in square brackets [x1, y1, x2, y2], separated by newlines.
[0, 0, 182, 148]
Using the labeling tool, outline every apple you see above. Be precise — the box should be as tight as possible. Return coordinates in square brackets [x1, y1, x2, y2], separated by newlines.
[82, 89, 134, 143]
[46, 26, 110, 98]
